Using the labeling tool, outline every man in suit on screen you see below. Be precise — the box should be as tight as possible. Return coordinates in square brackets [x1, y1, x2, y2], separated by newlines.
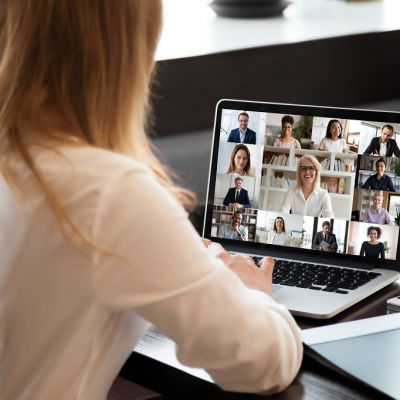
[227, 112, 257, 144]
[312, 221, 338, 252]
[223, 177, 252, 209]
[363, 124, 400, 157]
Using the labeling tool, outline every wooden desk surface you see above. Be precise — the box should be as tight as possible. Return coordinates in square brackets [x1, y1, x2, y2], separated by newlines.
[120, 281, 400, 399]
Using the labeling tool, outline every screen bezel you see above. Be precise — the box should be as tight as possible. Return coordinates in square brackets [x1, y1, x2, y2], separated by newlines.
[203, 99, 400, 271]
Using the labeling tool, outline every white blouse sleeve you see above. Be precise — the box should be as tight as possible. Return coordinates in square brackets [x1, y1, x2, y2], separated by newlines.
[320, 190, 334, 218]
[91, 167, 302, 394]
[279, 187, 293, 214]
[319, 138, 327, 150]
[266, 230, 273, 244]
[284, 233, 292, 246]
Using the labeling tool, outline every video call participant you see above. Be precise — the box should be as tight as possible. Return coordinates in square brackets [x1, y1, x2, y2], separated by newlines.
[223, 177, 252, 209]
[363, 193, 394, 225]
[227, 112, 257, 144]
[273, 115, 301, 149]
[226, 143, 253, 176]
[318, 119, 348, 153]
[0, 1, 302, 398]
[359, 226, 385, 259]
[363, 124, 400, 157]
[267, 217, 291, 246]
[312, 221, 338, 252]
[218, 211, 249, 241]
[361, 158, 395, 192]
[280, 155, 334, 218]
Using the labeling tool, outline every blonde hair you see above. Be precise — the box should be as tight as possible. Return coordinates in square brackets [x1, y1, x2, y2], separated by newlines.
[296, 154, 321, 192]
[0, 0, 195, 251]
[372, 192, 383, 200]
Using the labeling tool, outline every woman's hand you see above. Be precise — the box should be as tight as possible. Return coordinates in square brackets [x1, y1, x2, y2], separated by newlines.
[202, 238, 213, 248]
[208, 243, 275, 296]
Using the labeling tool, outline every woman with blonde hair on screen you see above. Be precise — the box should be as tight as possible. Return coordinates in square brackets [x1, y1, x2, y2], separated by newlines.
[0, 1, 301, 399]
[280, 154, 334, 218]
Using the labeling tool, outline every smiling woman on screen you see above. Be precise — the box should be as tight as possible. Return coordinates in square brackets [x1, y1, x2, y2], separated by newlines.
[280, 154, 334, 218]
[0, 1, 302, 399]
[226, 143, 253, 176]
[319, 119, 348, 153]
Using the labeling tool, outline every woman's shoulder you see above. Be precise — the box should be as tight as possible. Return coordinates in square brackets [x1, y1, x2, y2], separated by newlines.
[316, 187, 328, 195]
[318, 138, 327, 149]
[69, 145, 146, 167]
[61, 145, 150, 177]
[36, 145, 153, 194]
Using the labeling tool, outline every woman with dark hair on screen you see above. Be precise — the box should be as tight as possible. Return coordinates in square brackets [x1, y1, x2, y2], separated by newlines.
[0, 1, 301, 398]
[362, 158, 395, 192]
[319, 119, 348, 153]
[273, 115, 301, 149]
[226, 143, 253, 176]
[267, 217, 291, 246]
[359, 226, 385, 259]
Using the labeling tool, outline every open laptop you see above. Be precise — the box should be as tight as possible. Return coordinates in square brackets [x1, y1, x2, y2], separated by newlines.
[203, 99, 400, 319]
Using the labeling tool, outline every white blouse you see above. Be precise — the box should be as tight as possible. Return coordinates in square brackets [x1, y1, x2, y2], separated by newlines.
[319, 138, 347, 153]
[280, 186, 334, 218]
[0, 145, 302, 399]
[267, 231, 291, 246]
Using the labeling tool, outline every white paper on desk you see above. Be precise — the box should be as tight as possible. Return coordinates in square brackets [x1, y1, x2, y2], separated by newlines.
[302, 313, 400, 400]
[134, 325, 213, 383]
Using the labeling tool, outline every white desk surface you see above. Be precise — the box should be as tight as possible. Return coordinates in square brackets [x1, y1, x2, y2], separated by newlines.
[156, 0, 400, 60]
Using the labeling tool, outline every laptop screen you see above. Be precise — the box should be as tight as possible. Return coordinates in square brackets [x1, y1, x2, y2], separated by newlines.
[203, 99, 400, 269]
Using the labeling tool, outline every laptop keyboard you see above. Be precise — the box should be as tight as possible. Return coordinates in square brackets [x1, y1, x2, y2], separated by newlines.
[252, 257, 381, 294]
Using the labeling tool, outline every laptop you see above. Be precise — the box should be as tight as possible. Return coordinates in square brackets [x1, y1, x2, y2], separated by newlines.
[203, 99, 400, 319]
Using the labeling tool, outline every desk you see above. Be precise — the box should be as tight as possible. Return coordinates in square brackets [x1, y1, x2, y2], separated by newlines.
[119, 277, 400, 399]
